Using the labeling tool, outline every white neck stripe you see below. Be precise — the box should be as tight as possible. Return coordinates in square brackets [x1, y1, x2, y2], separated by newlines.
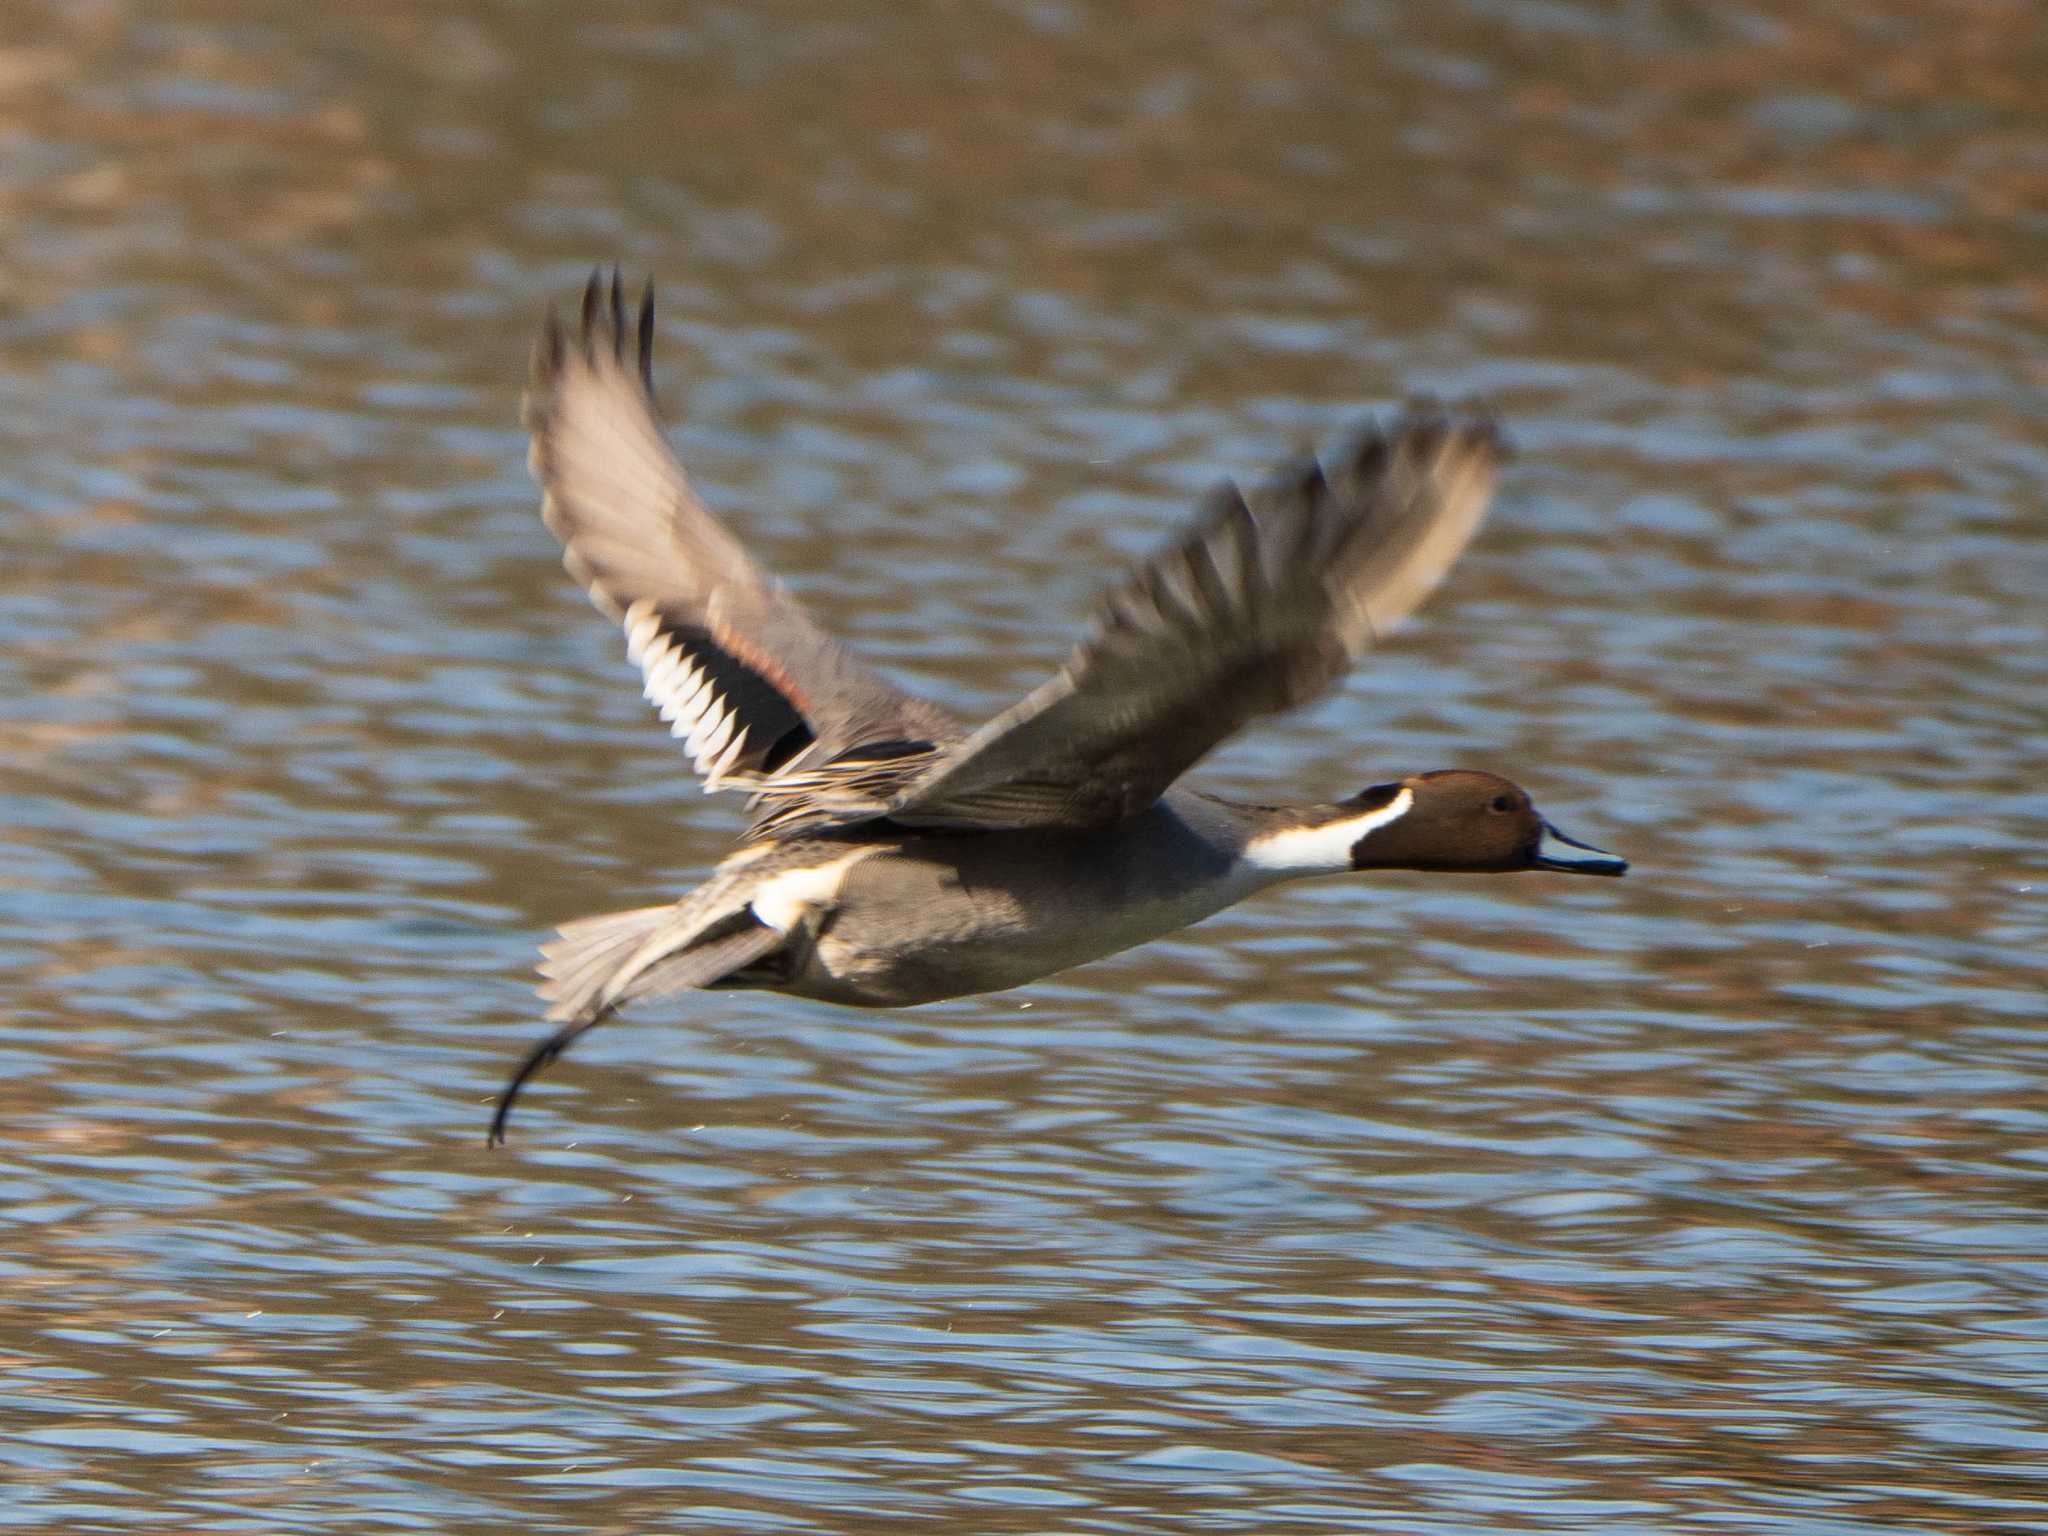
[1239, 786, 1414, 875]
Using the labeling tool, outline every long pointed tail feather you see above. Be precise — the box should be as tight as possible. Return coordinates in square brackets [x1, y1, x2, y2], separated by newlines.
[537, 904, 673, 1024]
[492, 909, 783, 1146]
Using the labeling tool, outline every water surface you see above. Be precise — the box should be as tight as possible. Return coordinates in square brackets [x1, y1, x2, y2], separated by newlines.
[2, 3, 2045, 1531]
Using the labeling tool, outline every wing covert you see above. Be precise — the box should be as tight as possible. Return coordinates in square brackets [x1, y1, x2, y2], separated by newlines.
[881, 417, 1504, 830]
[524, 272, 960, 815]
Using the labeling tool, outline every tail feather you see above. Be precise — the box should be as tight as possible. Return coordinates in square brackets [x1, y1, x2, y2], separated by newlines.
[616, 938, 765, 1006]
[495, 904, 786, 1145]
[537, 904, 672, 1024]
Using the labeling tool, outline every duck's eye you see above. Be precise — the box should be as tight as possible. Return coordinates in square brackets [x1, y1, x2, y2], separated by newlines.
[1489, 794, 1517, 814]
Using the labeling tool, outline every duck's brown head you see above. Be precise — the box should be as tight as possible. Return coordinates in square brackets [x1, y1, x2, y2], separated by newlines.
[1344, 769, 1627, 876]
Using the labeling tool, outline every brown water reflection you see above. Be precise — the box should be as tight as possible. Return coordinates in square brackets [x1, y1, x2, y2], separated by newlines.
[3, 1, 2046, 1532]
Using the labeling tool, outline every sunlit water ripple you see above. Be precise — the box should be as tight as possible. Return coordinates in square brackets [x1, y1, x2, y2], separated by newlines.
[2, 3, 2045, 1532]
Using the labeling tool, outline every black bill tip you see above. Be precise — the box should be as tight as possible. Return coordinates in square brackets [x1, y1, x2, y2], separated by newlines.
[1532, 820, 1628, 877]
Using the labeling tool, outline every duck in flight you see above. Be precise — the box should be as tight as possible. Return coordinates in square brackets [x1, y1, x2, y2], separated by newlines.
[489, 271, 1626, 1144]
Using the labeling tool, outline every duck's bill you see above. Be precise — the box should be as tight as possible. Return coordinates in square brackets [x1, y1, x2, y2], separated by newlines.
[1533, 820, 1628, 876]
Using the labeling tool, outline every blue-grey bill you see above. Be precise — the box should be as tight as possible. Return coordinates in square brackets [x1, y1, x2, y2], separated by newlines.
[1534, 820, 1628, 876]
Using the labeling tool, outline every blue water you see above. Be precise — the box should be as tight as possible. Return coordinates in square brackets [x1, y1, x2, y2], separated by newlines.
[2, 3, 2044, 1532]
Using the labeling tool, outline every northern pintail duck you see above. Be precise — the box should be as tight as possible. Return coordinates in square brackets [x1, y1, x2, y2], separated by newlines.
[489, 272, 1625, 1143]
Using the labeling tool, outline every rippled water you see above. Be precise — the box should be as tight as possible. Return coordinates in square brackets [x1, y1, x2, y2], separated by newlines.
[3, 3, 2045, 1531]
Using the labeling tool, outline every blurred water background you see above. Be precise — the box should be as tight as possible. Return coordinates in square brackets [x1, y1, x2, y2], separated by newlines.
[2, 2, 2045, 1531]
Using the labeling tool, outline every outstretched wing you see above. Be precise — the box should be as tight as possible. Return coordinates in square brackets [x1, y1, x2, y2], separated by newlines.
[880, 417, 1504, 830]
[525, 271, 961, 813]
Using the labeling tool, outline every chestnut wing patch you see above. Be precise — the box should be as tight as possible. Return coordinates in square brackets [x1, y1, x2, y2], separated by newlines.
[524, 271, 963, 831]
[622, 599, 817, 787]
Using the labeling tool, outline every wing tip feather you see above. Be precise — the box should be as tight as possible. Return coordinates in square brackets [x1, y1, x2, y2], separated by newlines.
[530, 266, 661, 410]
